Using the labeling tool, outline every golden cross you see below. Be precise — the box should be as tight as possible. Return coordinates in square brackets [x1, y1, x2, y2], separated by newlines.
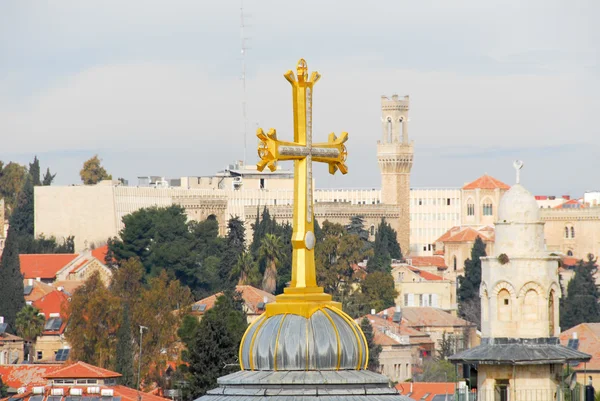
[256, 59, 347, 312]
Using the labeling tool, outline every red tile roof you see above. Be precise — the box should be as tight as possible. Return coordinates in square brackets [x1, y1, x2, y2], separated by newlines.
[396, 382, 456, 401]
[381, 306, 474, 328]
[32, 290, 69, 318]
[192, 285, 275, 315]
[92, 245, 109, 264]
[407, 267, 444, 281]
[20, 254, 79, 279]
[69, 259, 89, 274]
[554, 199, 587, 209]
[409, 256, 448, 270]
[560, 323, 600, 371]
[356, 315, 433, 347]
[0, 364, 62, 389]
[446, 227, 486, 243]
[462, 174, 510, 190]
[45, 361, 121, 379]
[24, 280, 56, 303]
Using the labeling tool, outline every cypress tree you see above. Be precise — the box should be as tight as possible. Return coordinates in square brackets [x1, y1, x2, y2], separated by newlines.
[42, 167, 56, 186]
[187, 291, 247, 397]
[10, 175, 34, 240]
[560, 254, 600, 330]
[367, 219, 402, 273]
[457, 236, 486, 328]
[115, 303, 135, 387]
[219, 217, 246, 289]
[0, 226, 25, 332]
[360, 317, 381, 372]
[29, 156, 41, 187]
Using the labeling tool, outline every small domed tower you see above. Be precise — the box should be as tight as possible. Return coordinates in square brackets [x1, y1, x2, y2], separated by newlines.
[449, 162, 590, 398]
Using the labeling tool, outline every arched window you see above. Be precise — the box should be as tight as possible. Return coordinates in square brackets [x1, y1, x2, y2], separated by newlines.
[467, 203, 475, 216]
[571, 227, 575, 238]
[567, 250, 573, 256]
[565, 227, 569, 238]
[453, 256, 457, 271]
[498, 289, 512, 321]
[370, 225, 375, 236]
[523, 289, 539, 321]
[482, 203, 493, 216]
[387, 117, 392, 142]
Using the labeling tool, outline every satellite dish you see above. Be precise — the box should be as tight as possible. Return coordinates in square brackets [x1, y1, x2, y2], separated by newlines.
[569, 372, 577, 390]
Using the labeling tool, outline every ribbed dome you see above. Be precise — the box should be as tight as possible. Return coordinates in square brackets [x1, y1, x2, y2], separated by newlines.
[239, 307, 367, 371]
[497, 183, 540, 223]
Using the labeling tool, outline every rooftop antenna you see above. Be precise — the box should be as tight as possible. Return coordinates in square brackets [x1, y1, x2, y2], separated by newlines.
[240, 0, 250, 165]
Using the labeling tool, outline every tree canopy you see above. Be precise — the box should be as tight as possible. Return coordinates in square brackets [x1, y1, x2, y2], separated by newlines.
[560, 254, 600, 330]
[80, 155, 112, 185]
[0, 226, 25, 333]
[185, 290, 247, 398]
[367, 218, 402, 273]
[360, 317, 382, 372]
[457, 236, 486, 328]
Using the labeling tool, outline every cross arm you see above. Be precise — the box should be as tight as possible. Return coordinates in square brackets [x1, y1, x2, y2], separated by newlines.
[256, 128, 306, 172]
[312, 132, 349, 175]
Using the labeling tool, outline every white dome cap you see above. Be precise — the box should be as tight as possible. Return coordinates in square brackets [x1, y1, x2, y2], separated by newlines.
[497, 183, 540, 223]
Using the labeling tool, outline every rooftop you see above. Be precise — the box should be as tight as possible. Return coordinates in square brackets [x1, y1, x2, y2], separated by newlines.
[45, 361, 121, 379]
[559, 323, 600, 371]
[407, 256, 448, 270]
[20, 254, 80, 280]
[191, 285, 275, 316]
[462, 174, 510, 190]
[396, 382, 456, 401]
[380, 307, 474, 328]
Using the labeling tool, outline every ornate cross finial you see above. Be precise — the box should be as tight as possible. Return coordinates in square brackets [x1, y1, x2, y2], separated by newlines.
[255, 59, 347, 317]
[513, 160, 524, 184]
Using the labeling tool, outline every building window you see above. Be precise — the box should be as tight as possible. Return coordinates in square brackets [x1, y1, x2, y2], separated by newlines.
[565, 227, 569, 238]
[467, 203, 475, 216]
[571, 227, 575, 238]
[482, 203, 493, 216]
[37, 351, 43, 360]
[259, 178, 265, 189]
[453, 256, 457, 271]
[370, 225, 375, 236]
[567, 250, 573, 256]
[498, 289, 511, 322]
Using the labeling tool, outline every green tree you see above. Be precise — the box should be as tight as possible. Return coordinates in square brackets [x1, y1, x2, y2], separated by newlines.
[259, 234, 284, 294]
[457, 236, 486, 329]
[367, 219, 402, 273]
[219, 217, 246, 288]
[0, 161, 27, 217]
[9, 175, 34, 240]
[187, 290, 247, 398]
[80, 155, 112, 185]
[560, 254, 600, 330]
[15, 305, 45, 360]
[115, 303, 135, 387]
[0, 226, 25, 332]
[347, 215, 370, 245]
[419, 359, 457, 382]
[42, 167, 56, 186]
[29, 156, 42, 186]
[360, 271, 398, 315]
[231, 251, 260, 286]
[437, 331, 455, 360]
[360, 317, 381, 372]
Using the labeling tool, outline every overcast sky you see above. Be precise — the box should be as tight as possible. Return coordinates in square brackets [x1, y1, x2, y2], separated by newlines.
[1, 1, 598, 195]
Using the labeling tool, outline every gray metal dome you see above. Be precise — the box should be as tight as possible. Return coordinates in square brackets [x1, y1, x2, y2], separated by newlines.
[239, 307, 368, 371]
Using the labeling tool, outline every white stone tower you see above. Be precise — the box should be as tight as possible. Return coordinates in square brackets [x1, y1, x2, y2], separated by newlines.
[378, 94, 413, 255]
[450, 162, 590, 399]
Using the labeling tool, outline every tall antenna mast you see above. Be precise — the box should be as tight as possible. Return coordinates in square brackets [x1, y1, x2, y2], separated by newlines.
[240, 0, 249, 165]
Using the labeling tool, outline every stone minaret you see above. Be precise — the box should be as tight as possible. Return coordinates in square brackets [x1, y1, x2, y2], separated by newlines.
[449, 162, 590, 398]
[378, 94, 413, 255]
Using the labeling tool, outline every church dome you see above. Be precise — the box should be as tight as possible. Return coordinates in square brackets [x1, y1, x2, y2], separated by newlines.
[497, 183, 540, 223]
[239, 307, 368, 371]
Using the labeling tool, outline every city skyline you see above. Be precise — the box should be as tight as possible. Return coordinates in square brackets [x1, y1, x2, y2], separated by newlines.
[1, 0, 597, 195]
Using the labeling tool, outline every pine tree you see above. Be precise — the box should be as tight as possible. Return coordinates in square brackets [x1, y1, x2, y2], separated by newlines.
[42, 168, 56, 186]
[457, 236, 486, 328]
[367, 219, 402, 273]
[360, 317, 381, 372]
[187, 291, 247, 397]
[560, 254, 600, 330]
[29, 156, 41, 186]
[115, 303, 135, 387]
[219, 217, 246, 288]
[0, 226, 25, 332]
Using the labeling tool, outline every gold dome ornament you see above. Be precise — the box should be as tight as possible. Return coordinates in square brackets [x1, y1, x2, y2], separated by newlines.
[241, 59, 367, 371]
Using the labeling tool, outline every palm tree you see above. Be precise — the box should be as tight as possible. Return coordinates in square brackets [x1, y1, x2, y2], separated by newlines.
[15, 305, 45, 361]
[231, 252, 255, 285]
[259, 234, 284, 294]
